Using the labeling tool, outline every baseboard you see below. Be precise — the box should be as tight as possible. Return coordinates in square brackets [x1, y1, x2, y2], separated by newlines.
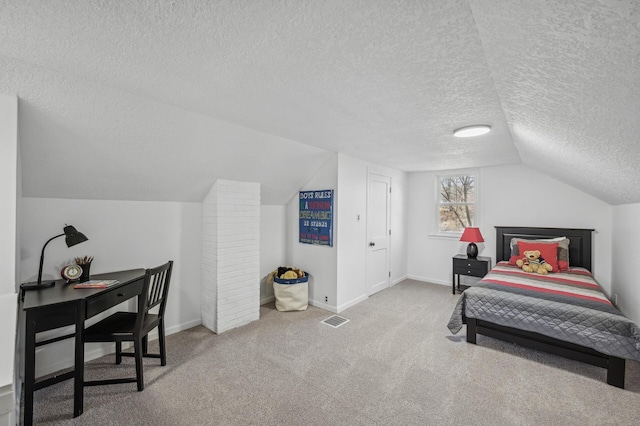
[392, 275, 408, 286]
[308, 294, 369, 314]
[336, 294, 368, 313]
[164, 319, 202, 336]
[406, 275, 451, 287]
[35, 352, 78, 379]
[308, 299, 337, 313]
[135, 318, 202, 346]
[260, 295, 275, 305]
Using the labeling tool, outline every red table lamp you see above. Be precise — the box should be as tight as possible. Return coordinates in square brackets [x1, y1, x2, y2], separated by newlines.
[460, 227, 484, 258]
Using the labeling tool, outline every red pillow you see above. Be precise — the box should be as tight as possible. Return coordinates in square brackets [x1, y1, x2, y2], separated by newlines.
[516, 241, 559, 272]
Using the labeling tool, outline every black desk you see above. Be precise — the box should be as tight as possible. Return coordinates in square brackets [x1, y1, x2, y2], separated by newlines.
[21, 268, 146, 426]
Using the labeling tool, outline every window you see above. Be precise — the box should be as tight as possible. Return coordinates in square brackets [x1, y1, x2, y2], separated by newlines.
[437, 173, 476, 233]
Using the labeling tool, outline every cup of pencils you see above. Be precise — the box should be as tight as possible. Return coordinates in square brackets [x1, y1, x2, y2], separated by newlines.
[76, 256, 93, 282]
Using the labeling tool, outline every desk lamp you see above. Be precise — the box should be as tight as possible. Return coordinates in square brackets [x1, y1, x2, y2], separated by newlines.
[21, 224, 88, 292]
[460, 227, 484, 258]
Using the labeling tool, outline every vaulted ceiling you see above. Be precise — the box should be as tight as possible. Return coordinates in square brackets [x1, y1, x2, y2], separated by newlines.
[1, 1, 638, 204]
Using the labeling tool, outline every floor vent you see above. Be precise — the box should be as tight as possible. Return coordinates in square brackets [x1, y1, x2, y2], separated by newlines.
[322, 315, 349, 328]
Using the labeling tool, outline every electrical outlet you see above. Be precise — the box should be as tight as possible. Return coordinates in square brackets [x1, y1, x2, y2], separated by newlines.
[325, 296, 328, 302]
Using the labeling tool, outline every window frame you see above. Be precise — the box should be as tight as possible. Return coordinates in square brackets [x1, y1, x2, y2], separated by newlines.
[433, 170, 480, 237]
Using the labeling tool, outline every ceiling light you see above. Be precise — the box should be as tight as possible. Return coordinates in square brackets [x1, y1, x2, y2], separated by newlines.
[453, 125, 492, 138]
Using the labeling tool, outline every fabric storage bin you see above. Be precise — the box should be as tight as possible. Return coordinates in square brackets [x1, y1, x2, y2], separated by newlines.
[273, 273, 308, 311]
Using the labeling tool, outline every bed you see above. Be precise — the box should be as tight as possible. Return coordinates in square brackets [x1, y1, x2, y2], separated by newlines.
[447, 226, 640, 388]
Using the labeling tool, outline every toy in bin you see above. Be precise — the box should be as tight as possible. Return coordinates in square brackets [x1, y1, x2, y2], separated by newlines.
[269, 266, 308, 311]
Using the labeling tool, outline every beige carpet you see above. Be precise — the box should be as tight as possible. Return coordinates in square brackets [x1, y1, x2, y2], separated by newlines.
[26, 280, 640, 425]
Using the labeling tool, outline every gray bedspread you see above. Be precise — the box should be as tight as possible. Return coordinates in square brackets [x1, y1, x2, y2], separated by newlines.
[447, 263, 640, 361]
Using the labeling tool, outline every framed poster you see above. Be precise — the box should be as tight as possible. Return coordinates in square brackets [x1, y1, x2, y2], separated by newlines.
[299, 189, 333, 247]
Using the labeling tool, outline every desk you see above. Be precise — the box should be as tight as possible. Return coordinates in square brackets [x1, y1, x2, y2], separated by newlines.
[21, 268, 146, 426]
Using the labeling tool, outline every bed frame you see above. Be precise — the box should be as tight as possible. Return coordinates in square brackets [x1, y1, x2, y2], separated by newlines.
[465, 226, 626, 388]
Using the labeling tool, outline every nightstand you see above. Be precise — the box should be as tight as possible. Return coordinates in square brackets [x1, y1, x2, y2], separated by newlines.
[452, 254, 491, 294]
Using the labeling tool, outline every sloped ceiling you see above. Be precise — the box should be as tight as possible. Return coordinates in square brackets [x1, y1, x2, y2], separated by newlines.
[0, 1, 638, 204]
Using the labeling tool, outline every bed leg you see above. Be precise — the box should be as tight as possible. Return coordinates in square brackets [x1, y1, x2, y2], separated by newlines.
[607, 356, 625, 388]
[466, 318, 477, 344]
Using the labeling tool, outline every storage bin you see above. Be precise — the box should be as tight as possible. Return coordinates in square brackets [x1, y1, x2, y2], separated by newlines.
[273, 273, 308, 311]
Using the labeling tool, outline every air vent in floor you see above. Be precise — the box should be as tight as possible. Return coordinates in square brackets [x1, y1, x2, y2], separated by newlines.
[321, 315, 349, 328]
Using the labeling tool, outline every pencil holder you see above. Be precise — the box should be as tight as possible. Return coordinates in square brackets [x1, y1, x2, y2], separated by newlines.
[75, 256, 94, 282]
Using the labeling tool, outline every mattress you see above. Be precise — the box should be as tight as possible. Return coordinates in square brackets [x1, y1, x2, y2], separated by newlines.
[448, 262, 640, 361]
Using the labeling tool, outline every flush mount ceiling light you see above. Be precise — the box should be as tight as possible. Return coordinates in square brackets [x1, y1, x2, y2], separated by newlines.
[453, 125, 492, 138]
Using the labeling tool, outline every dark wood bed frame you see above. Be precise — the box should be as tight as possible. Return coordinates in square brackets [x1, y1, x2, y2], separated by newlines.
[465, 226, 626, 388]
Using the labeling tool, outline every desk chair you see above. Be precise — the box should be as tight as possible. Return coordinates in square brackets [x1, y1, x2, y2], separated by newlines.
[83, 260, 173, 391]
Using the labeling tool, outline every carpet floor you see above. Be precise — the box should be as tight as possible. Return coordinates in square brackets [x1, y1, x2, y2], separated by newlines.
[25, 280, 640, 425]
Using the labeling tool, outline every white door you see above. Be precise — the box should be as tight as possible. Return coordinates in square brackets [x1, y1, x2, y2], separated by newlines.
[366, 173, 391, 296]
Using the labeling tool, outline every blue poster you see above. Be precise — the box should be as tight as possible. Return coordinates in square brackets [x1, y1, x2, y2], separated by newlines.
[299, 190, 333, 247]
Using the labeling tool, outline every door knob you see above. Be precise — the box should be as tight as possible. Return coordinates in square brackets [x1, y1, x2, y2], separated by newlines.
[369, 242, 375, 247]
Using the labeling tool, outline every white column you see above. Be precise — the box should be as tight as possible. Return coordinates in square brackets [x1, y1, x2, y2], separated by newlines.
[201, 180, 260, 333]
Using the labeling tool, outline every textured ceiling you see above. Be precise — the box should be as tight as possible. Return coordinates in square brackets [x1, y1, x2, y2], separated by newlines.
[0, 1, 638, 204]
[470, 0, 640, 205]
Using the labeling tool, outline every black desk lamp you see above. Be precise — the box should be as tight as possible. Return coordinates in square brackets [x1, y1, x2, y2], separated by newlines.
[21, 224, 88, 292]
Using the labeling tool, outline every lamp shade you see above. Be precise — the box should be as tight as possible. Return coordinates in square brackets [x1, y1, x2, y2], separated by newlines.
[64, 225, 88, 247]
[459, 227, 484, 243]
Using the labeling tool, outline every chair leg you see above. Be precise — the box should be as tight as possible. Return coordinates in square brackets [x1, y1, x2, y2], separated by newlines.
[142, 335, 149, 356]
[158, 321, 167, 366]
[134, 338, 144, 391]
[116, 341, 122, 365]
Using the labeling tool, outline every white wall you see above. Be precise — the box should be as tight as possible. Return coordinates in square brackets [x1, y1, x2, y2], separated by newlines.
[335, 154, 409, 311]
[612, 203, 640, 323]
[336, 155, 368, 309]
[287, 155, 338, 311]
[383, 165, 409, 286]
[20, 197, 202, 376]
[260, 205, 286, 304]
[408, 164, 613, 293]
[285, 153, 408, 313]
[0, 94, 18, 296]
[0, 93, 18, 426]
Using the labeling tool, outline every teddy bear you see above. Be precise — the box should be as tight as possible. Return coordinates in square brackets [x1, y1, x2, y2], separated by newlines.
[516, 250, 553, 275]
[280, 270, 299, 280]
[269, 267, 306, 281]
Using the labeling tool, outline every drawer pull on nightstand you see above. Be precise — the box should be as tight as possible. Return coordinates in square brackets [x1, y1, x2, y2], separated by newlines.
[369, 242, 375, 247]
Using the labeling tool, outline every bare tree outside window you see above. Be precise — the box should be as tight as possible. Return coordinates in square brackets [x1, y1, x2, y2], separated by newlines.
[438, 175, 476, 232]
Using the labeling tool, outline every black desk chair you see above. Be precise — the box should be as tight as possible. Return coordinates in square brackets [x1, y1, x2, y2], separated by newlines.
[83, 260, 173, 391]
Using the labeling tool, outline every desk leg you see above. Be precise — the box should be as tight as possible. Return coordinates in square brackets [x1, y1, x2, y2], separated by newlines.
[24, 315, 36, 426]
[73, 304, 85, 417]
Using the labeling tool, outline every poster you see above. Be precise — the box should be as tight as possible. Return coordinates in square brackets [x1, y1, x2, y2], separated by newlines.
[299, 190, 333, 247]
